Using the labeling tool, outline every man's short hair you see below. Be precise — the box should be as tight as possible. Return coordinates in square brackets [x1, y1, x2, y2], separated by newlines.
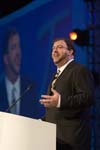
[2, 29, 19, 55]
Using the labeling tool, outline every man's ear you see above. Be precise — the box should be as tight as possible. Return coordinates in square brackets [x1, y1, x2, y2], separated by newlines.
[69, 49, 74, 55]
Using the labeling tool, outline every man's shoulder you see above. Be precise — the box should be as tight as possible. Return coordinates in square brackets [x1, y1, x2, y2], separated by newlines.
[20, 76, 35, 84]
[71, 61, 88, 70]
[0, 73, 5, 84]
[20, 75, 36, 90]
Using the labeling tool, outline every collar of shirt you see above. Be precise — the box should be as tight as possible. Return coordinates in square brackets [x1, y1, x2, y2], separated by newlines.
[5, 76, 20, 104]
[57, 59, 74, 75]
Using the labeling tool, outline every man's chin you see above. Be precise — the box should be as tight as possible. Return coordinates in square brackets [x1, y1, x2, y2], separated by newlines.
[53, 59, 60, 65]
[14, 68, 20, 75]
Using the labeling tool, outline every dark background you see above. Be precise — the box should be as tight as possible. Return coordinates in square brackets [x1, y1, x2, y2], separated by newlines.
[0, 0, 33, 18]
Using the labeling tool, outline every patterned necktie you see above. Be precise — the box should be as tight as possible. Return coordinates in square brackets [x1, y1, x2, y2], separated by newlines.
[51, 70, 60, 89]
[11, 87, 16, 114]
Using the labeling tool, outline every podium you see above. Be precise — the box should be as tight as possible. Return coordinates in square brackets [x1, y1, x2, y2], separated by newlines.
[0, 112, 56, 150]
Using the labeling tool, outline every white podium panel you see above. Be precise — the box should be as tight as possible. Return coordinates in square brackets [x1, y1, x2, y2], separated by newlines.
[0, 112, 56, 150]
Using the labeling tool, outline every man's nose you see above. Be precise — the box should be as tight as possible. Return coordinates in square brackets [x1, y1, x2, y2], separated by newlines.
[52, 47, 58, 52]
[16, 48, 21, 56]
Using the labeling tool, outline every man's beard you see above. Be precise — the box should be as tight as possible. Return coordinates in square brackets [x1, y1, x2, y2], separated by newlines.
[54, 54, 67, 65]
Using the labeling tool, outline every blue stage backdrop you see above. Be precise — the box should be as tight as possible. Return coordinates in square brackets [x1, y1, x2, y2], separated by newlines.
[0, 0, 88, 118]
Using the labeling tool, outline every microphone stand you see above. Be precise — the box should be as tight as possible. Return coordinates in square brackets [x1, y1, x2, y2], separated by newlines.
[6, 84, 32, 112]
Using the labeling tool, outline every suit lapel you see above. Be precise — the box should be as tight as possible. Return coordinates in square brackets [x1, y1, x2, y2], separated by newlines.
[48, 61, 75, 95]
[0, 76, 9, 111]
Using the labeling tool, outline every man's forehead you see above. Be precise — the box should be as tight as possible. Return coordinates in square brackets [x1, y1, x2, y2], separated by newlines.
[53, 40, 66, 45]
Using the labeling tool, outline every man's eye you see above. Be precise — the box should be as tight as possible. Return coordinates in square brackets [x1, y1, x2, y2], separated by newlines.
[58, 46, 63, 48]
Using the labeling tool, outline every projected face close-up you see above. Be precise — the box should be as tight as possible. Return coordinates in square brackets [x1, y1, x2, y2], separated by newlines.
[4, 33, 21, 76]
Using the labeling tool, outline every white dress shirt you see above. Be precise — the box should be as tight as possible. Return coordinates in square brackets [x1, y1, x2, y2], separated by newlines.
[5, 76, 21, 114]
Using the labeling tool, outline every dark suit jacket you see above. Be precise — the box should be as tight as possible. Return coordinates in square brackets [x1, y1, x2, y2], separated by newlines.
[0, 75, 38, 119]
[45, 61, 94, 150]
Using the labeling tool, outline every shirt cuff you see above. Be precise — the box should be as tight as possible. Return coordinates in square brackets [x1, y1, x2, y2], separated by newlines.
[57, 94, 61, 108]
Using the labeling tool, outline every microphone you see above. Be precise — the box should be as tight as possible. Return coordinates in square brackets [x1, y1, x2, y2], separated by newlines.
[6, 84, 33, 112]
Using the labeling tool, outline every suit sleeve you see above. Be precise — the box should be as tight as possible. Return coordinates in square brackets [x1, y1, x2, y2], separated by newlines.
[60, 67, 95, 110]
